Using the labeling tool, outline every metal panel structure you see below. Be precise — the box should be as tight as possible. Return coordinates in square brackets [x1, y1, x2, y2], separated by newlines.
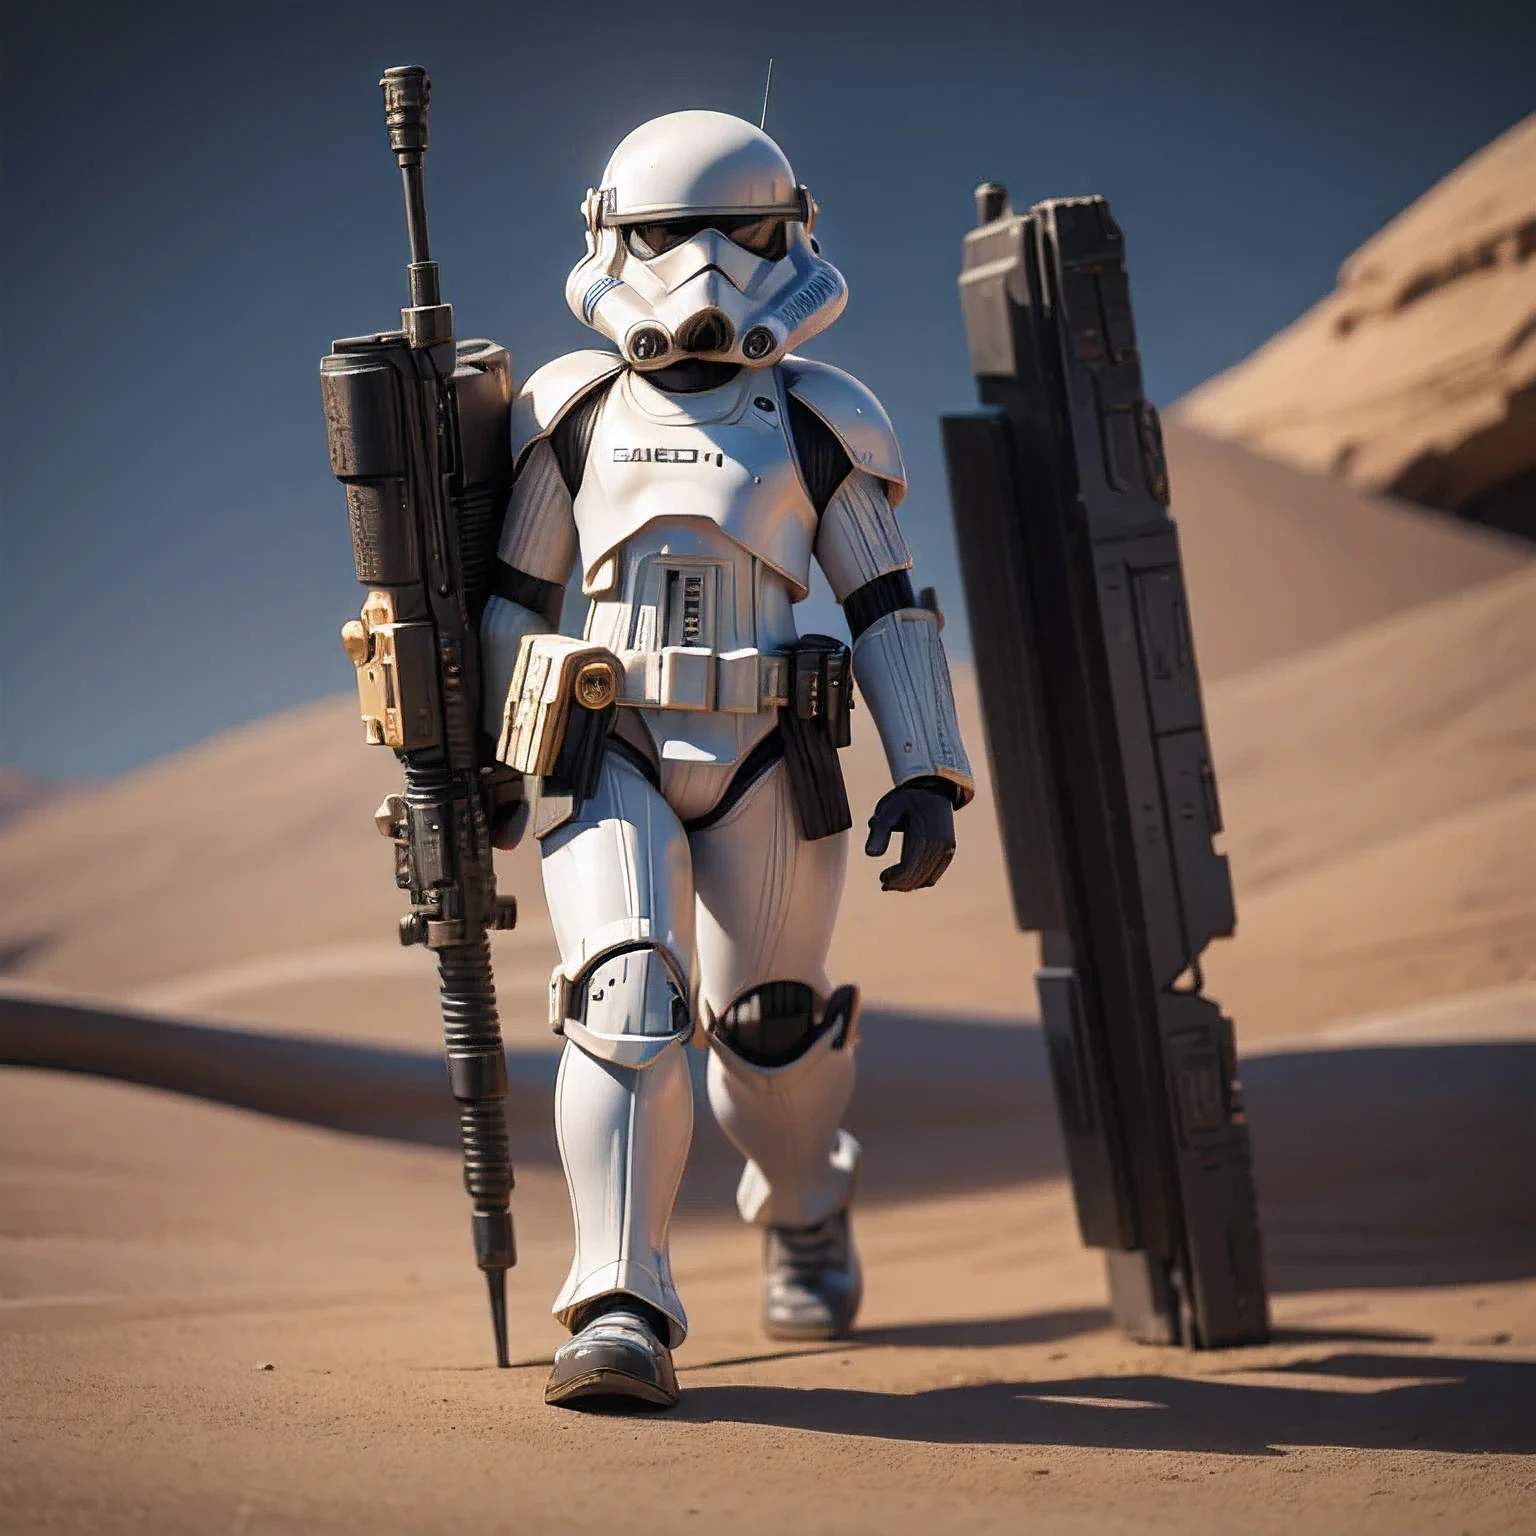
[941, 189, 1269, 1347]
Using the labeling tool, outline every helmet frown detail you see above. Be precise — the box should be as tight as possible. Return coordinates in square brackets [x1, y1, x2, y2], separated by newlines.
[564, 110, 848, 370]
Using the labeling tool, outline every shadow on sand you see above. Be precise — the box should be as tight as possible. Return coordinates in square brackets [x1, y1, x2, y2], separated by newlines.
[674, 1352, 1536, 1456]
[684, 1312, 1436, 1374]
[3, 987, 1533, 1295]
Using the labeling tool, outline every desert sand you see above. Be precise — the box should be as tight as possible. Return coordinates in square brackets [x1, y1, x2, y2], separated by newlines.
[3, 416, 1535, 1529]
[4, 1008, 1534, 1536]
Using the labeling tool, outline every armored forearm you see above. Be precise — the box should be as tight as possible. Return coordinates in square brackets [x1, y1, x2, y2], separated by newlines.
[851, 606, 973, 805]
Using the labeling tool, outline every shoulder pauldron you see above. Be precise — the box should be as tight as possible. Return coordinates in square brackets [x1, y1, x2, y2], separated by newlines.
[780, 355, 907, 507]
[510, 350, 628, 470]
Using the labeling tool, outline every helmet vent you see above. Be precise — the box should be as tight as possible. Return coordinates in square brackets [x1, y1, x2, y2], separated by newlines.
[676, 309, 736, 355]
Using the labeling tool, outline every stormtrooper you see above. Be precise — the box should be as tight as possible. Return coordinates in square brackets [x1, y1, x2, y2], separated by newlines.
[481, 109, 973, 1410]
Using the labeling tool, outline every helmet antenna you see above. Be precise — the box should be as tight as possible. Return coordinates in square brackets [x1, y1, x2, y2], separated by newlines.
[759, 58, 774, 131]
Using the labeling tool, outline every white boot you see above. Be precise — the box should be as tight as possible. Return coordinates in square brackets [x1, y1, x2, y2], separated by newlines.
[545, 1296, 679, 1410]
[762, 1201, 863, 1340]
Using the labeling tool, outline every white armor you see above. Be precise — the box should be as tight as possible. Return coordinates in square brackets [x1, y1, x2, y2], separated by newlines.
[483, 109, 973, 1375]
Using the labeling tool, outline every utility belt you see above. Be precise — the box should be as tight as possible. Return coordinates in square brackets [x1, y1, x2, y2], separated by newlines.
[614, 645, 794, 713]
[499, 632, 853, 841]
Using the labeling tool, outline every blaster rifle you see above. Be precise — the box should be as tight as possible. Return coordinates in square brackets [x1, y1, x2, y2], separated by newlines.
[319, 66, 521, 1367]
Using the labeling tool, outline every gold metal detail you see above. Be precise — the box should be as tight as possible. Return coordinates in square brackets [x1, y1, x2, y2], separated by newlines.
[374, 793, 407, 839]
[341, 619, 370, 665]
[497, 634, 622, 776]
[574, 659, 618, 711]
[343, 590, 442, 751]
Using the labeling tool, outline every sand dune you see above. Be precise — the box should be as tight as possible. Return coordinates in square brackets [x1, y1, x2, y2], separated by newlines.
[0, 769, 73, 835]
[1206, 566, 1536, 893]
[1159, 421, 1525, 678]
[1202, 563, 1536, 1038]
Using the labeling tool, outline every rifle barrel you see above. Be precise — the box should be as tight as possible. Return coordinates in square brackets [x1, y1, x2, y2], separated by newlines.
[380, 66, 439, 295]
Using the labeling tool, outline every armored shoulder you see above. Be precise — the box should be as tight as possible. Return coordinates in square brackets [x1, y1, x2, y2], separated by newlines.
[780, 355, 907, 508]
[510, 350, 627, 469]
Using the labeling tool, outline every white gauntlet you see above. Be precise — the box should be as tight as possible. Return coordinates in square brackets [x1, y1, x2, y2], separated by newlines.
[851, 607, 974, 806]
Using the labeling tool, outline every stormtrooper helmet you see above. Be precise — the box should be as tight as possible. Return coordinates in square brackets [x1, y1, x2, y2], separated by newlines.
[564, 110, 848, 371]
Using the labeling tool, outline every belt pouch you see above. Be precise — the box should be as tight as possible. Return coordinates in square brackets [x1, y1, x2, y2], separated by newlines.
[778, 635, 853, 841]
[500, 634, 621, 833]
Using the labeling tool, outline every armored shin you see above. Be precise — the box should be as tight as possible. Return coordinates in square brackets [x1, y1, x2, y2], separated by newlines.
[541, 754, 697, 1345]
[707, 990, 861, 1230]
[551, 944, 693, 1346]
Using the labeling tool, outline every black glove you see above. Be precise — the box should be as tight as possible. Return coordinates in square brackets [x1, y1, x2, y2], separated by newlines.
[865, 778, 957, 892]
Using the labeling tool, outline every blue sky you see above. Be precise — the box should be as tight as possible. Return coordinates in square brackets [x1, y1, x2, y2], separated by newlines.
[3, 0, 1531, 779]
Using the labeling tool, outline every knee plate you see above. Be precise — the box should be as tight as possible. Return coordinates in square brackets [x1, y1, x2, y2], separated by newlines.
[711, 980, 861, 1065]
[552, 942, 691, 1069]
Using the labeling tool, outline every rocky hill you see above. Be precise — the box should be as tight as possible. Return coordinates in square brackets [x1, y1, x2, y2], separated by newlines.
[1179, 114, 1536, 541]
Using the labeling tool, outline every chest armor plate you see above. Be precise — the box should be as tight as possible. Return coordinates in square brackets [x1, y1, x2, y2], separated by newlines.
[574, 367, 819, 599]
